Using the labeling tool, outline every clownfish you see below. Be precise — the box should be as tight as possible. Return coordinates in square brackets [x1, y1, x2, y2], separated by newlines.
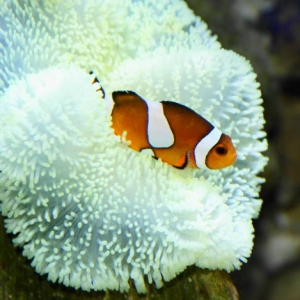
[109, 91, 237, 170]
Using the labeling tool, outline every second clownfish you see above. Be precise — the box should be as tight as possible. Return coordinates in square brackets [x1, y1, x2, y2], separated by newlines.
[109, 91, 237, 170]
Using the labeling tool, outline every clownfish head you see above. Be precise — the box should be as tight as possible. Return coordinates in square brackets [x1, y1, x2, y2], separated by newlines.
[205, 133, 237, 169]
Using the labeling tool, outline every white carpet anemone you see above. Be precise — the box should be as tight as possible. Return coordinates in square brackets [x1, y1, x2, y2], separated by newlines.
[0, 0, 267, 294]
[104, 49, 268, 219]
[0, 0, 219, 95]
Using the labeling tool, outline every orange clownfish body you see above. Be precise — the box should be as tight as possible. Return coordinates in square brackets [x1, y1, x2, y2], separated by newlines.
[110, 91, 237, 170]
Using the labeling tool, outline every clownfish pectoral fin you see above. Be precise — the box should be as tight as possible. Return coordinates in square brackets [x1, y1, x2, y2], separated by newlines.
[173, 152, 189, 169]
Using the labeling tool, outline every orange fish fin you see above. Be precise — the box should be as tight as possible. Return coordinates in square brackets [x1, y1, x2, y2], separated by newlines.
[161, 100, 197, 115]
[89, 71, 105, 98]
[112, 91, 144, 105]
[173, 152, 188, 169]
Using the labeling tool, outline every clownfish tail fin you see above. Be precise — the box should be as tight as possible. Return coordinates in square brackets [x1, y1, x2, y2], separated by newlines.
[89, 70, 105, 99]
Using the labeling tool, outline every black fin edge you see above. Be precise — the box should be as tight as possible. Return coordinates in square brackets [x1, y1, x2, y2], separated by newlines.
[89, 70, 105, 98]
[173, 152, 188, 170]
[112, 91, 144, 103]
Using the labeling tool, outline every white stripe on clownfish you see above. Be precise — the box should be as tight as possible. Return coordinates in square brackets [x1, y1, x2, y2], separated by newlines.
[146, 101, 174, 148]
[194, 127, 223, 169]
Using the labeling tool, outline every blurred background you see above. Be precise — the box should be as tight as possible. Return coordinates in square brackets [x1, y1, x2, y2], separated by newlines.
[185, 0, 300, 299]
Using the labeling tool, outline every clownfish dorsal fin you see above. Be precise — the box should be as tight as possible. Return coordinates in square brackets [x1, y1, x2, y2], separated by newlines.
[112, 91, 143, 105]
[161, 100, 199, 115]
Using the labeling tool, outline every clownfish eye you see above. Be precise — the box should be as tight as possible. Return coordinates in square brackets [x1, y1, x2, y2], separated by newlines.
[215, 145, 227, 156]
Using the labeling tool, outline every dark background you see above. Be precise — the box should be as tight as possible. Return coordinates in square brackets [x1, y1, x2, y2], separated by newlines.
[185, 0, 300, 299]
